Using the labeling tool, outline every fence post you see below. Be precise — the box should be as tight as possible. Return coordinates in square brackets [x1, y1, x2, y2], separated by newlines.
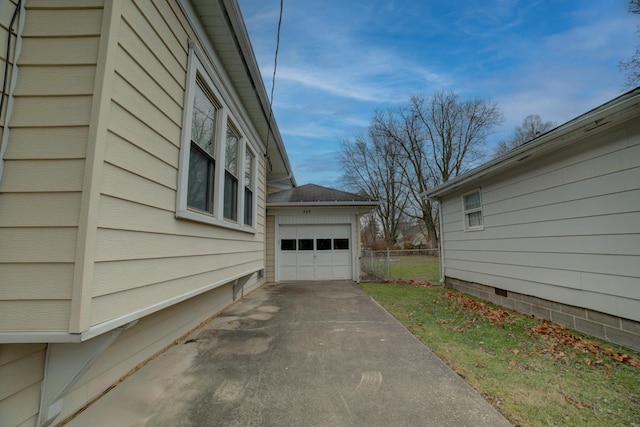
[386, 248, 390, 281]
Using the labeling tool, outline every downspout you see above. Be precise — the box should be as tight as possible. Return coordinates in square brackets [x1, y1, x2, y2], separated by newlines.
[425, 195, 445, 286]
[436, 197, 445, 285]
[0, 0, 26, 183]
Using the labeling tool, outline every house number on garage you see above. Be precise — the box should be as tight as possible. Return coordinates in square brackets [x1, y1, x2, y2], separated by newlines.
[302, 209, 311, 214]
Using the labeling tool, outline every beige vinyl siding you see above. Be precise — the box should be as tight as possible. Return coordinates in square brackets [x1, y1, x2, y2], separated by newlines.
[441, 119, 640, 321]
[89, 0, 267, 326]
[0, 2, 103, 332]
[0, 344, 46, 427]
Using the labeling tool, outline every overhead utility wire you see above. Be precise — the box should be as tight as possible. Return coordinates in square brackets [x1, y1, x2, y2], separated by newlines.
[264, 0, 284, 171]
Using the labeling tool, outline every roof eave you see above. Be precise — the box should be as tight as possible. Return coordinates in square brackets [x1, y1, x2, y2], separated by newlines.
[427, 87, 640, 199]
[185, 0, 296, 188]
[267, 201, 380, 207]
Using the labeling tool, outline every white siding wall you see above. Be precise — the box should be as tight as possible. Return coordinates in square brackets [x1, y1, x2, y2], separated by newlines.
[440, 119, 640, 321]
[0, 1, 103, 332]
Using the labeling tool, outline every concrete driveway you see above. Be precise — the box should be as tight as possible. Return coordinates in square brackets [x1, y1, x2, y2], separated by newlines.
[69, 281, 511, 426]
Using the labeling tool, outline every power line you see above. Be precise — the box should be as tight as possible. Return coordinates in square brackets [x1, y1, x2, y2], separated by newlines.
[264, 0, 284, 171]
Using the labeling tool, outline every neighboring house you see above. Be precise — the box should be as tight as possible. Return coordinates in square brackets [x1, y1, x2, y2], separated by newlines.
[427, 88, 640, 352]
[266, 184, 378, 282]
[396, 223, 432, 249]
[0, 1, 301, 426]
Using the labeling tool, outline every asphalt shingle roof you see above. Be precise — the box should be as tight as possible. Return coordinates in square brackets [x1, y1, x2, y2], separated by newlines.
[267, 184, 377, 205]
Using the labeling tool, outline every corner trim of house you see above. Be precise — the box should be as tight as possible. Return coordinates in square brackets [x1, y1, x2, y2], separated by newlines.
[444, 277, 640, 352]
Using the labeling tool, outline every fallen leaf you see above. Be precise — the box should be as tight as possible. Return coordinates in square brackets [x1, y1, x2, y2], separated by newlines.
[508, 359, 516, 369]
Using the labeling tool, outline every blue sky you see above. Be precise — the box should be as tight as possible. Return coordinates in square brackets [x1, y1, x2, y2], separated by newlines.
[238, 0, 638, 187]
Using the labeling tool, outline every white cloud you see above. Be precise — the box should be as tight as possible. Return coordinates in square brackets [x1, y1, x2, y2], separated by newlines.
[239, 0, 639, 185]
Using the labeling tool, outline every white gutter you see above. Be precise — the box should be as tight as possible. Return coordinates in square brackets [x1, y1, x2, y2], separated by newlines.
[267, 201, 379, 207]
[436, 198, 445, 284]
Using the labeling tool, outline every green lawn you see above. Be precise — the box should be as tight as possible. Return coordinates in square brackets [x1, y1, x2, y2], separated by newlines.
[362, 254, 440, 282]
[361, 282, 640, 427]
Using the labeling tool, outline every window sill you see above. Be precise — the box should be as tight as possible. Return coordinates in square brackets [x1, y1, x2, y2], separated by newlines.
[176, 208, 256, 234]
[464, 225, 484, 232]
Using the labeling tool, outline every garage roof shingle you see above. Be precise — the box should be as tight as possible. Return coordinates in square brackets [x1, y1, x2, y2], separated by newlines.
[267, 184, 378, 206]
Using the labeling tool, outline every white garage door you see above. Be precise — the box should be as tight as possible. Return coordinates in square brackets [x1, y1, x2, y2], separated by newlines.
[278, 224, 352, 281]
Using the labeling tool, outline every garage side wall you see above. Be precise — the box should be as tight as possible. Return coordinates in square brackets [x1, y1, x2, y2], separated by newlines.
[439, 119, 640, 338]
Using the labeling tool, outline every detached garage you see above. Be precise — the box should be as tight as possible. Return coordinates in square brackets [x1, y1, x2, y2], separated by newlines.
[266, 184, 378, 282]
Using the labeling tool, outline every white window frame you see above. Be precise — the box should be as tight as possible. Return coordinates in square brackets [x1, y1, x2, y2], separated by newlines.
[242, 145, 256, 227]
[176, 41, 257, 233]
[462, 189, 484, 231]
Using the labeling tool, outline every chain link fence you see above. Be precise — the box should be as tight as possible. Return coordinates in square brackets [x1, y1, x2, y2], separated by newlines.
[360, 248, 440, 283]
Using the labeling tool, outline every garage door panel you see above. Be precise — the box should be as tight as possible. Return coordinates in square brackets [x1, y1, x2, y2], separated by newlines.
[297, 266, 315, 278]
[278, 224, 352, 281]
[315, 266, 334, 280]
[280, 267, 298, 281]
[316, 253, 333, 264]
[332, 266, 351, 279]
[280, 252, 297, 266]
[297, 253, 315, 266]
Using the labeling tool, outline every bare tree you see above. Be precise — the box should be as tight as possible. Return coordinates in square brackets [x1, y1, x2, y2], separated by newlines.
[494, 114, 556, 157]
[371, 90, 504, 246]
[339, 129, 408, 248]
[359, 212, 379, 248]
[370, 107, 438, 247]
[621, 0, 640, 88]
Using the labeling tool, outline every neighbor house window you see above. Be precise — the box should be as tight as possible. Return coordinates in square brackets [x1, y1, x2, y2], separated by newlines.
[224, 125, 239, 221]
[176, 42, 258, 232]
[462, 189, 484, 231]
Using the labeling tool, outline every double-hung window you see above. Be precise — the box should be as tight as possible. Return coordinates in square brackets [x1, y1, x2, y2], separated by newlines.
[187, 80, 218, 213]
[462, 189, 484, 231]
[176, 42, 258, 232]
[244, 150, 254, 226]
[224, 125, 239, 221]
